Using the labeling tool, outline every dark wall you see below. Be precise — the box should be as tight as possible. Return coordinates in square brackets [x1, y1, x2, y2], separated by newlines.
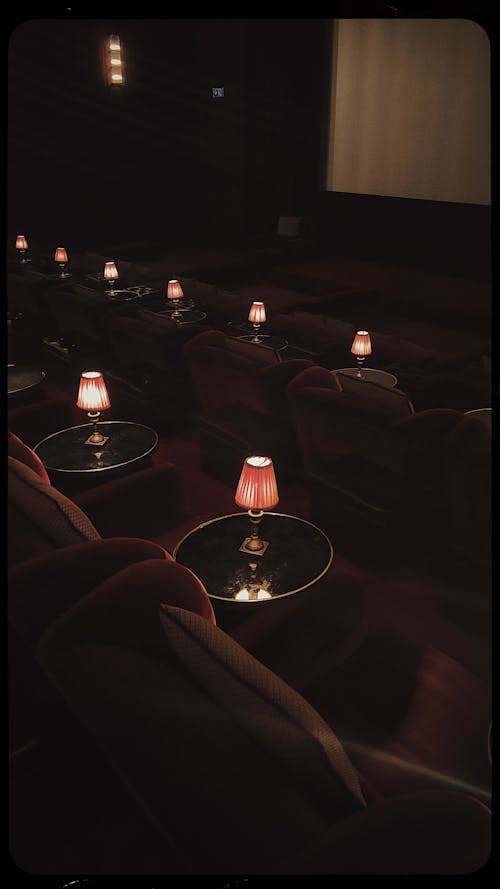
[8, 19, 203, 251]
[9, 17, 488, 281]
[7, 18, 327, 253]
[315, 192, 491, 282]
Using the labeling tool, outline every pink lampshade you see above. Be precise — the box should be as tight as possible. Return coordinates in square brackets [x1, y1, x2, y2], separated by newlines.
[167, 279, 184, 300]
[103, 261, 119, 281]
[235, 456, 279, 511]
[351, 330, 372, 357]
[76, 372, 111, 412]
[16, 235, 28, 250]
[54, 247, 68, 263]
[248, 301, 266, 324]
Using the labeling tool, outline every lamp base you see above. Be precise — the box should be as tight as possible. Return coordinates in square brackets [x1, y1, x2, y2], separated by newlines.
[239, 536, 270, 556]
[84, 433, 109, 447]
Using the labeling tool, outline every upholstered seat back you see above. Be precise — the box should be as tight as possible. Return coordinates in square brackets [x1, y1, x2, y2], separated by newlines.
[8, 455, 100, 568]
[184, 330, 268, 413]
[104, 314, 180, 375]
[287, 367, 406, 472]
[44, 286, 109, 345]
[445, 415, 491, 550]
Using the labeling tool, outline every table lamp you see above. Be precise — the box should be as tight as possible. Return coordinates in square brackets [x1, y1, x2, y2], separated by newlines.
[103, 261, 119, 294]
[167, 279, 185, 321]
[235, 455, 279, 556]
[351, 330, 372, 377]
[16, 235, 29, 264]
[76, 371, 111, 445]
[54, 246, 70, 278]
[248, 301, 266, 342]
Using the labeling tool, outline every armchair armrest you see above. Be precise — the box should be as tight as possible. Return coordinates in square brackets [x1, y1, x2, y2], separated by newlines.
[258, 358, 314, 414]
[73, 462, 186, 539]
[278, 790, 490, 874]
[37, 558, 215, 668]
[8, 398, 78, 449]
[391, 408, 463, 488]
[8, 537, 169, 645]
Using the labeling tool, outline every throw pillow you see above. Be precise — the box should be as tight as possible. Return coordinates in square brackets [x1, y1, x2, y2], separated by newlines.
[159, 604, 365, 821]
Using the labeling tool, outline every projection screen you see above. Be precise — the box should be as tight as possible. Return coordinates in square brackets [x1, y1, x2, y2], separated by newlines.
[326, 19, 490, 204]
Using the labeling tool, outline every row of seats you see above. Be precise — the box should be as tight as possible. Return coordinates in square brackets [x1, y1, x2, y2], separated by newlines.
[184, 333, 491, 571]
[8, 256, 490, 419]
[8, 318, 490, 576]
[7, 430, 491, 873]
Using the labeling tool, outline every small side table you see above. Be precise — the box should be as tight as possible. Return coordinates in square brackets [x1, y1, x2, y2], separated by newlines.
[162, 309, 207, 326]
[237, 334, 289, 353]
[34, 421, 158, 494]
[464, 408, 491, 429]
[174, 511, 333, 616]
[333, 367, 398, 388]
[8, 364, 46, 398]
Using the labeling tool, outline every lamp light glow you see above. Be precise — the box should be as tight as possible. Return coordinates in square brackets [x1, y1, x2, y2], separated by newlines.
[103, 261, 119, 293]
[235, 456, 279, 556]
[167, 279, 185, 320]
[77, 371, 111, 445]
[105, 35, 125, 86]
[16, 234, 29, 263]
[235, 588, 272, 602]
[54, 246, 70, 277]
[351, 330, 372, 377]
[248, 301, 266, 342]
[167, 279, 184, 301]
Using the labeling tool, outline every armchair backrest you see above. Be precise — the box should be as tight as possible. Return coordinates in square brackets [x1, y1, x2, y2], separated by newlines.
[287, 366, 410, 473]
[8, 435, 100, 569]
[444, 414, 491, 542]
[184, 330, 268, 413]
[185, 330, 311, 416]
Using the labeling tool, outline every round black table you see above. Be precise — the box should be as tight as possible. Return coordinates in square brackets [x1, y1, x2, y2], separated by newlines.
[226, 323, 289, 353]
[34, 421, 158, 493]
[238, 334, 289, 353]
[333, 367, 398, 388]
[464, 408, 491, 429]
[174, 512, 333, 605]
[162, 308, 207, 326]
[8, 364, 45, 397]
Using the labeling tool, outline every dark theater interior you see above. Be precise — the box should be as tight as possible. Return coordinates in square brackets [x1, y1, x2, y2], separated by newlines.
[7, 14, 492, 876]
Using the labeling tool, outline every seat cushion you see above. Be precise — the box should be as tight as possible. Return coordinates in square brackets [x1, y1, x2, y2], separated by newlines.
[159, 604, 366, 820]
[8, 456, 100, 567]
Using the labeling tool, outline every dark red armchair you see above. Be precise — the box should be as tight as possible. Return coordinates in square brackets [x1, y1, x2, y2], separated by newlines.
[286, 366, 463, 565]
[183, 328, 314, 486]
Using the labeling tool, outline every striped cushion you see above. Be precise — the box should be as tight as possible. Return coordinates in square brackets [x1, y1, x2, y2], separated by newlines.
[8, 456, 100, 556]
[159, 604, 365, 820]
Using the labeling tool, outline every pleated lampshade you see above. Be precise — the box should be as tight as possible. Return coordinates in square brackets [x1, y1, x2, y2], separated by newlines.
[235, 456, 279, 511]
[167, 279, 184, 300]
[54, 247, 68, 263]
[248, 301, 266, 324]
[351, 330, 372, 357]
[16, 235, 28, 250]
[103, 261, 118, 281]
[76, 372, 111, 411]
